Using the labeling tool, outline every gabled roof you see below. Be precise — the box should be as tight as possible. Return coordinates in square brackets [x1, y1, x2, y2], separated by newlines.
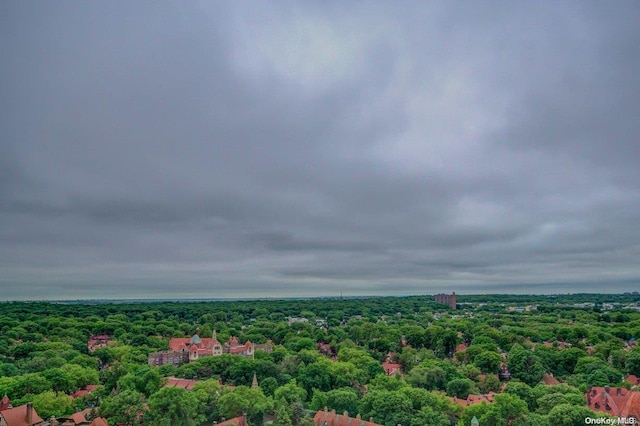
[0, 404, 44, 426]
[587, 387, 640, 418]
[381, 360, 402, 376]
[71, 385, 100, 399]
[228, 344, 251, 354]
[69, 410, 89, 424]
[165, 377, 197, 390]
[215, 415, 247, 426]
[313, 409, 383, 426]
[90, 418, 109, 426]
[0, 395, 11, 411]
[452, 392, 497, 407]
[455, 343, 468, 353]
[169, 337, 220, 351]
[542, 374, 560, 385]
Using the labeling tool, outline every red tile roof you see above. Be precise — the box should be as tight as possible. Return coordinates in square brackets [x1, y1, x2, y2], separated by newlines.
[165, 377, 197, 390]
[71, 385, 99, 399]
[452, 392, 497, 407]
[0, 404, 44, 426]
[542, 374, 560, 385]
[313, 409, 383, 426]
[215, 415, 247, 426]
[381, 360, 402, 376]
[69, 410, 88, 424]
[90, 418, 109, 426]
[586, 387, 640, 418]
[455, 343, 468, 353]
[169, 337, 216, 351]
[87, 335, 110, 352]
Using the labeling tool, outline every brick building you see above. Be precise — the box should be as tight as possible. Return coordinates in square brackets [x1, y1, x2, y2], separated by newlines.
[148, 330, 271, 366]
[313, 408, 383, 426]
[434, 292, 456, 309]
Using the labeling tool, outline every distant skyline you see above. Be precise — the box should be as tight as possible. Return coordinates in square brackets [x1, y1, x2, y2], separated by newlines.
[2, 2, 640, 300]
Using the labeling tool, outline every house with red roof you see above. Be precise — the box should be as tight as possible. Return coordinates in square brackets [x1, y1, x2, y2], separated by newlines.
[317, 342, 335, 358]
[313, 408, 383, 426]
[213, 415, 248, 426]
[52, 408, 108, 426]
[542, 374, 560, 386]
[164, 377, 197, 390]
[0, 402, 44, 426]
[223, 336, 254, 358]
[67, 408, 93, 425]
[382, 360, 402, 376]
[455, 343, 469, 353]
[70, 385, 99, 400]
[381, 353, 402, 377]
[148, 330, 271, 366]
[586, 386, 640, 419]
[452, 392, 497, 407]
[87, 335, 110, 352]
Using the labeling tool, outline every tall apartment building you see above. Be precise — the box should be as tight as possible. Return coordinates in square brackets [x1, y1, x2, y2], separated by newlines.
[434, 292, 456, 309]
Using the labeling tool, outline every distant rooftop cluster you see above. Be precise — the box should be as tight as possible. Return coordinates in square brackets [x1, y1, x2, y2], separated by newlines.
[0, 397, 108, 426]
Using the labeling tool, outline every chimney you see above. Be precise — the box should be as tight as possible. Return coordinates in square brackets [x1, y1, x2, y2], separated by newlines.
[356, 414, 361, 420]
[344, 411, 349, 417]
[324, 406, 328, 413]
[616, 388, 622, 396]
[26, 402, 33, 425]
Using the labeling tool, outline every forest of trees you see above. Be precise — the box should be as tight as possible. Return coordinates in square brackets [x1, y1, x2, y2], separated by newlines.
[0, 293, 638, 425]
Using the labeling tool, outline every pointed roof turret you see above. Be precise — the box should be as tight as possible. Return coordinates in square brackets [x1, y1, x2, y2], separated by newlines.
[252, 373, 258, 389]
[189, 332, 202, 346]
[471, 416, 479, 425]
[0, 394, 11, 410]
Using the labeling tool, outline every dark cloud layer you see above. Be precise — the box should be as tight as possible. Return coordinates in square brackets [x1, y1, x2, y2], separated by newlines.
[2, 2, 640, 300]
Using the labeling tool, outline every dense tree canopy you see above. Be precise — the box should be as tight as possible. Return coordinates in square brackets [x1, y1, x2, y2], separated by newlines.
[0, 293, 637, 425]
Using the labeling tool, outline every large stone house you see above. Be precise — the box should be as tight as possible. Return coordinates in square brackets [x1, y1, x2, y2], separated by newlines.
[586, 386, 640, 420]
[313, 408, 383, 426]
[148, 330, 271, 366]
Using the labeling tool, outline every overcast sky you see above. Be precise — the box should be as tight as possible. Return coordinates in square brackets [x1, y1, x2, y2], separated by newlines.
[2, 2, 640, 300]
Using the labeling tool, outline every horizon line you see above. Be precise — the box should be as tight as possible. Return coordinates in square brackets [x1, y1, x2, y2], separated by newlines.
[1, 291, 638, 304]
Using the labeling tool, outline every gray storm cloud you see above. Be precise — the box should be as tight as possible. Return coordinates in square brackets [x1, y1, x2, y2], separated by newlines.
[1, 1, 639, 300]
